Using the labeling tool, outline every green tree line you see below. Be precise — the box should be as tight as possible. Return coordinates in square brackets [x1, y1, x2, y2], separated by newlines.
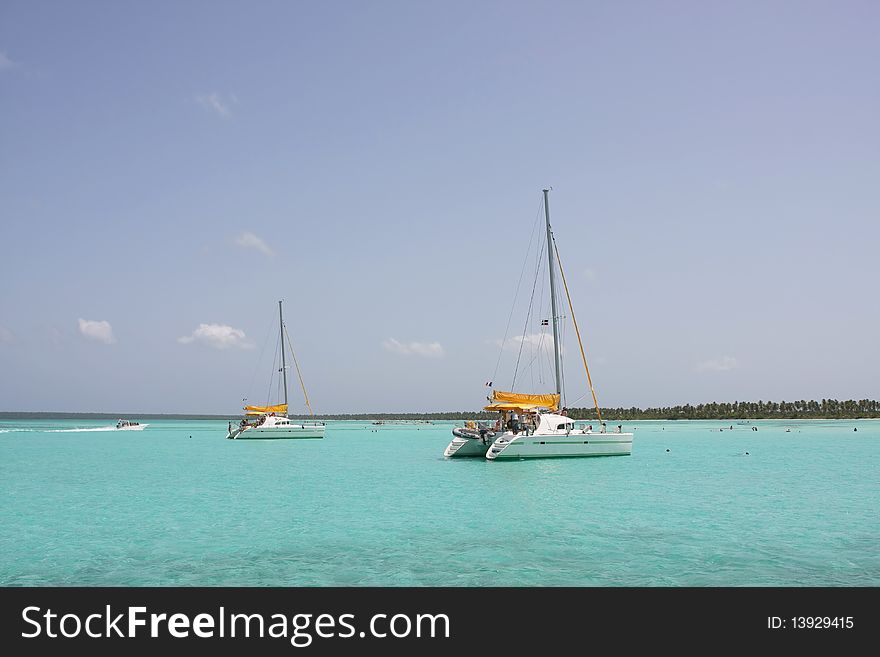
[2, 399, 877, 421]
[565, 398, 880, 421]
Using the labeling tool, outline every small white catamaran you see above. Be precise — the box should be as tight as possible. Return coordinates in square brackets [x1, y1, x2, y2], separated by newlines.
[445, 189, 633, 460]
[226, 300, 325, 440]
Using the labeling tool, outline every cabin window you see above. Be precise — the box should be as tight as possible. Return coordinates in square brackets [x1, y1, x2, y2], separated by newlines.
[556, 424, 567, 430]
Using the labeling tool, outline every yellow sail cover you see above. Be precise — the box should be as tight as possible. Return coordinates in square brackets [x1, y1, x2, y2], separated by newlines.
[244, 403, 288, 416]
[484, 401, 547, 411]
[484, 390, 559, 412]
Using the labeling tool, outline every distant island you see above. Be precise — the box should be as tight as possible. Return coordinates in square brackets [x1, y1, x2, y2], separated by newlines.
[1, 399, 878, 421]
[564, 399, 880, 421]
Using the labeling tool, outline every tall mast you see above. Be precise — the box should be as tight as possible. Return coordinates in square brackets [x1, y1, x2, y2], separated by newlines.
[279, 300, 289, 409]
[544, 189, 562, 398]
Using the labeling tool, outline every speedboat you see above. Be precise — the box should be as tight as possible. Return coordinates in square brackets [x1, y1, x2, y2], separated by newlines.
[116, 419, 147, 431]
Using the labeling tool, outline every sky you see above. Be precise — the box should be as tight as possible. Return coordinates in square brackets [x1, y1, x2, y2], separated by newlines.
[1, 1, 878, 414]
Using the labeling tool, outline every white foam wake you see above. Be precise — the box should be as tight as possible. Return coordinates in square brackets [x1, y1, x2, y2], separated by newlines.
[48, 426, 124, 432]
[1, 424, 149, 433]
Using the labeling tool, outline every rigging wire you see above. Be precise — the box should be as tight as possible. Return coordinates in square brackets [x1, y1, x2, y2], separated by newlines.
[492, 198, 545, 388]
[283, 323, 315, 416]
[266, 330, 280, 408]
[244, 306, 277, 407]
[559, 314, 567, 407]
[511, 235, 546, 389]
[556, 265, 567, 406]
[523, 267, 553, 389]
[552, 234, 602, 422]
[528, 327, 535, 392]
[536, 244, 548, 387]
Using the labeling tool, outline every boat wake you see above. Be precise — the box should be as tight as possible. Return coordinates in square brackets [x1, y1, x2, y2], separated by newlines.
[49, 426, 124, 432]
[0, 426, 129, 433]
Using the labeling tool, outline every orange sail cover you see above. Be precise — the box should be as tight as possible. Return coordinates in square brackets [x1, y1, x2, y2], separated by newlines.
[244, 403, 288, 416]
[483, 390, 560, 412]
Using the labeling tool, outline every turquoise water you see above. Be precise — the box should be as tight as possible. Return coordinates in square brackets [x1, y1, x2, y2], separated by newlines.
[1, 418, 877, 586]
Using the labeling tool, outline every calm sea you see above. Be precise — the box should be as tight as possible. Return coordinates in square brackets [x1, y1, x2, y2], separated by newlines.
[0, 418, 877, 586]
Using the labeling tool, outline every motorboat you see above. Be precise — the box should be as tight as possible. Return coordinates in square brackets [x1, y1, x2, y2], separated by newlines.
[116, 419, 147, 431]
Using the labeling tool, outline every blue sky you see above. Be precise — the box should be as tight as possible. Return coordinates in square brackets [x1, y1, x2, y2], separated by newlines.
[1, 1, 877, 414]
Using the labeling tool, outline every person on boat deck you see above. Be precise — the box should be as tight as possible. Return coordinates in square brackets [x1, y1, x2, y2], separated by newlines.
[601, 421, 607, 433]
[616, 424, 622, 433]
[510, 411, 520, 434]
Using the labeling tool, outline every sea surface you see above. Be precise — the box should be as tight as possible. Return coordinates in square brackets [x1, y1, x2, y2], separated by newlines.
[1, 418, 877, 586]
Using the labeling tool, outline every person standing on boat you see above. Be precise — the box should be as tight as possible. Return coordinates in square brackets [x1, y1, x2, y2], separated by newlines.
[510, 411, 520, 434]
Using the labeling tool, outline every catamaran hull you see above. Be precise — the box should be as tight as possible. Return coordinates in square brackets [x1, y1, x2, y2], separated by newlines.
[444, 435, 492, 457]
[486, 433, 633, 460]
[227, 425, 325, 440]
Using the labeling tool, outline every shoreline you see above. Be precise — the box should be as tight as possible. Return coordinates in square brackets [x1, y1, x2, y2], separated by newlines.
[2, 412, 879, 422]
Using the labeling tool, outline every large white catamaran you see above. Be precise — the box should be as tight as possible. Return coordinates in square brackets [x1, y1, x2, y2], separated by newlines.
[445, 189, 633, 460]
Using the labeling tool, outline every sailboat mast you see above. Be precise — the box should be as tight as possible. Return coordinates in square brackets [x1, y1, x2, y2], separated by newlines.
[543, 189, 562, 398]
[279, 300, 289, 409]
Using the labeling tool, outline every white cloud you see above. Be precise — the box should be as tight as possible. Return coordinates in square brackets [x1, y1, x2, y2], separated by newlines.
[382, 338, 445, 358]
[696, 356, 738, 372]
[78, 319, 116, 344]
[0, 52, 16, 70]
[494, 333, 557, 353]
[195, 92, 233, 118]
[0, 326, 14, 343]
[178, 323, 253, 349]
[235, 232, 274, 257]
